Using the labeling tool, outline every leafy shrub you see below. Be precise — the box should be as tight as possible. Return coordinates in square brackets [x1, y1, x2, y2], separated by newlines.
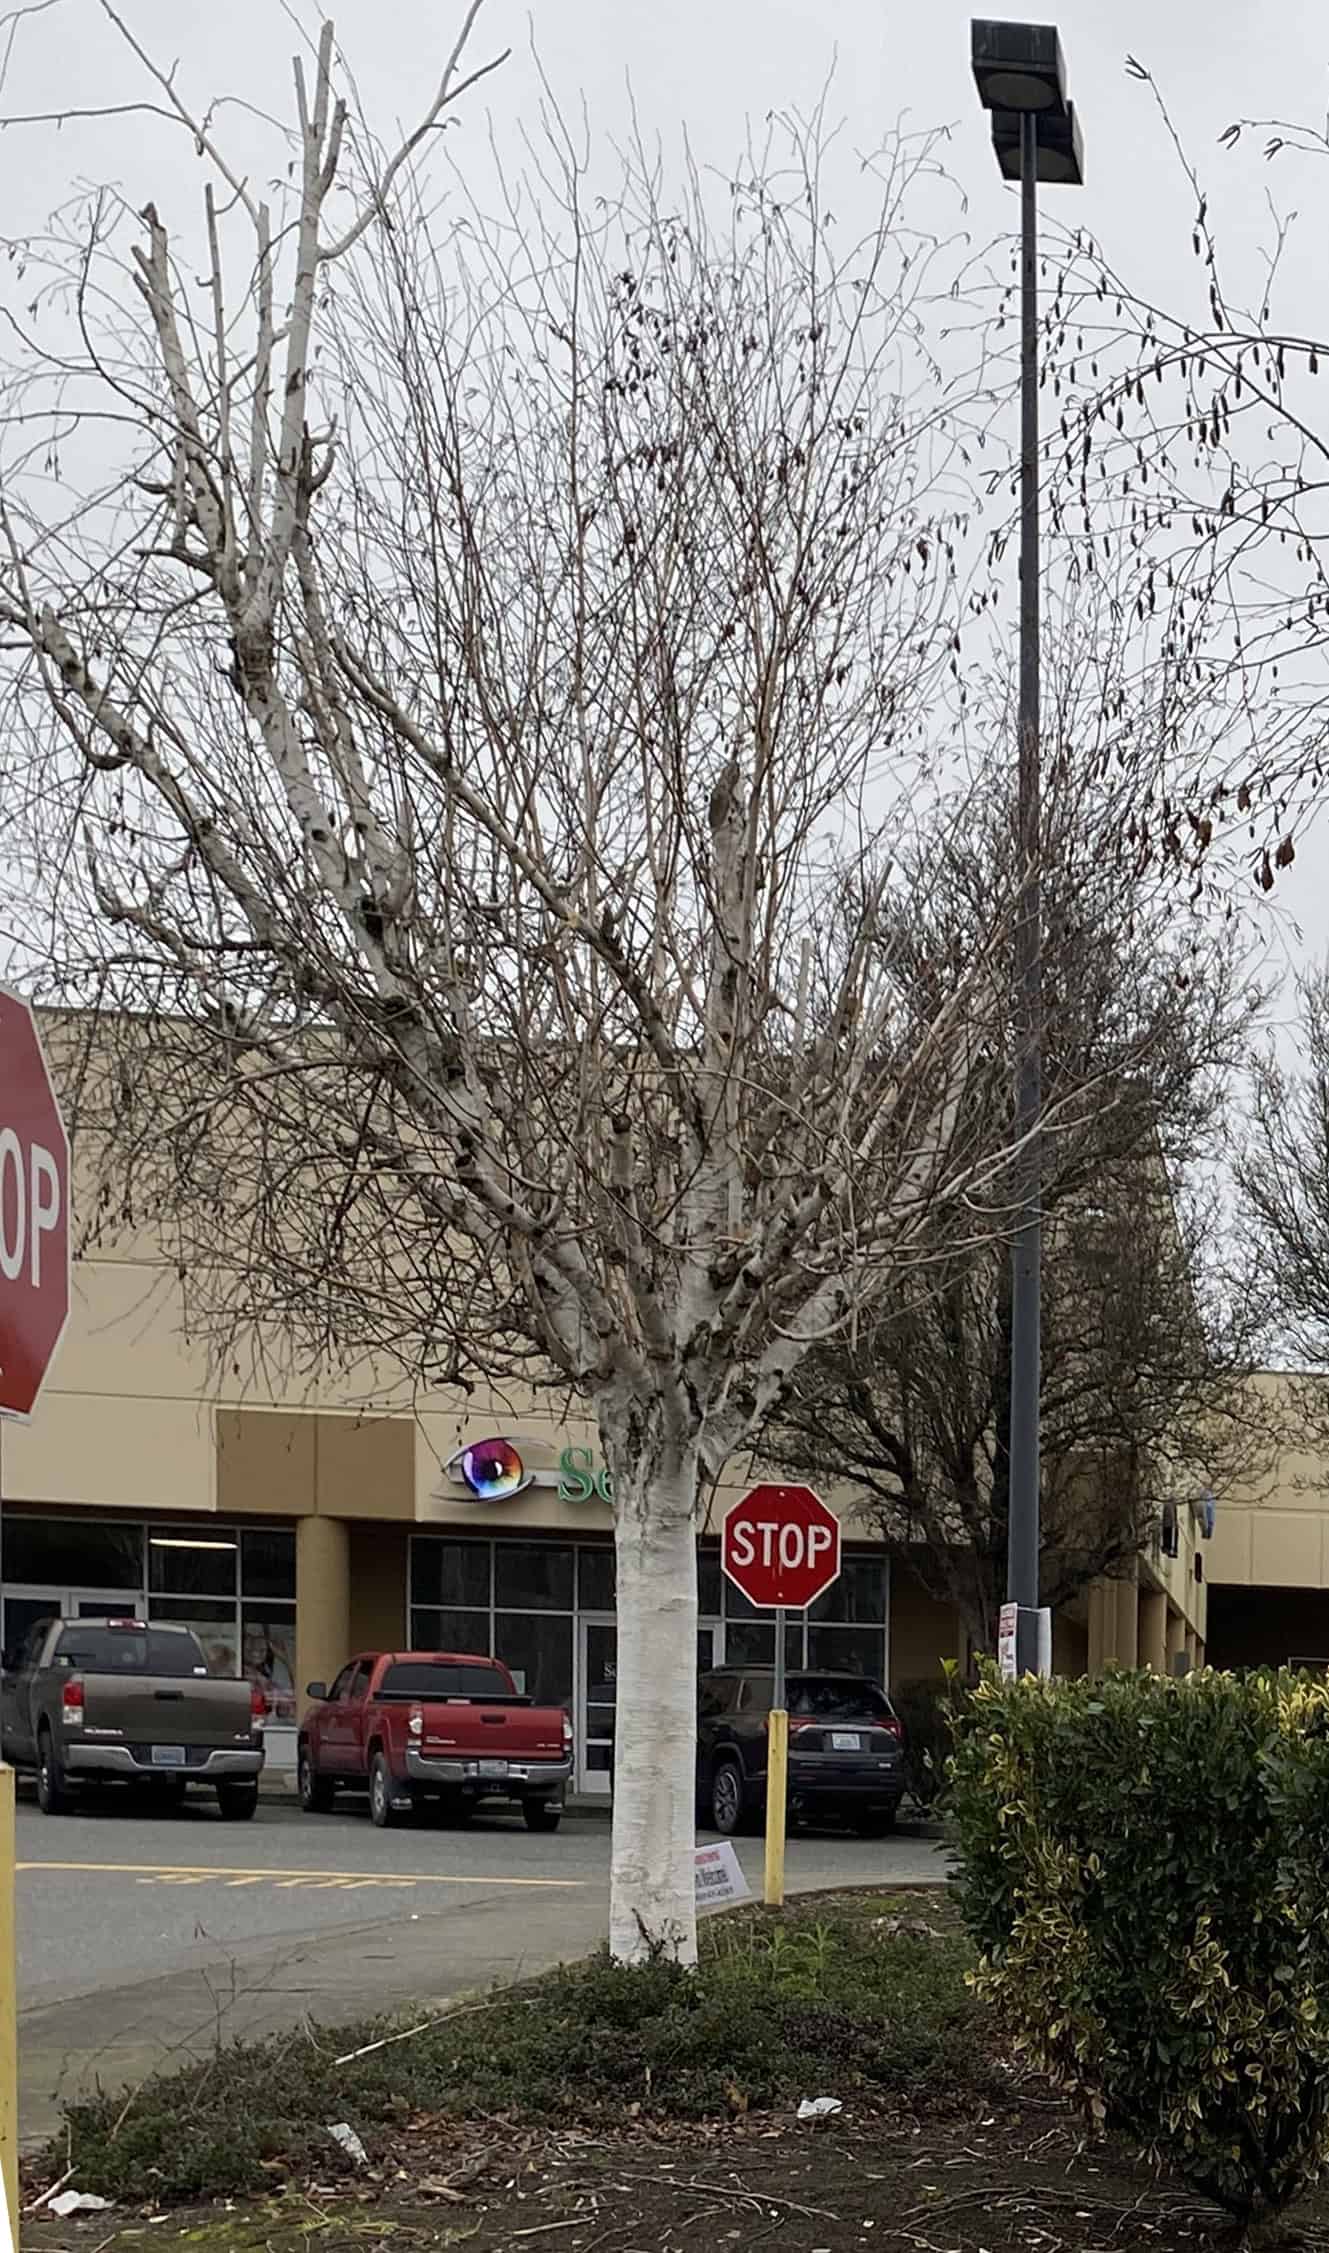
[950, 1666, 1329, 2220]
[893, 1675, 970, 1811]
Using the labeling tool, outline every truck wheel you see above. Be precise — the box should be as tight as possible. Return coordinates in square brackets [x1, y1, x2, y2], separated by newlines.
[298, 1744, 335, 1813]
[855, 1807, 897, 1839]
[36, 1727, 70, 1816]
[369, 1752, 405, 1829]
[522, 1798, 562, 1834]
[710, 1758, 749, 1837]
[216, 1781, 258, 1822]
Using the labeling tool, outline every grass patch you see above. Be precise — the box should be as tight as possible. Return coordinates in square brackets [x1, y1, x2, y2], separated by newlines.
[47, 1891, 980, 2205]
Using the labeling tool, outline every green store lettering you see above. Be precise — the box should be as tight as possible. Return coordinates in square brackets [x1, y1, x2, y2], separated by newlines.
[558, 1446, 613, 1504]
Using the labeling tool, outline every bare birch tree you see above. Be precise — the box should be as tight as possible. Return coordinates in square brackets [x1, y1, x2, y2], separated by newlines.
[0, 13, 1202, 1958]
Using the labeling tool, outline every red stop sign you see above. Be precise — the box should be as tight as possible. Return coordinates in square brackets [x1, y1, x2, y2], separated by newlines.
[722, 1484, 842, 1610]
[0, 987, 70, 1419]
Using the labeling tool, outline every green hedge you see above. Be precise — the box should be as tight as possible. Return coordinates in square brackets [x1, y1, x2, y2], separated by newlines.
[949, 1667, 1329, 2220]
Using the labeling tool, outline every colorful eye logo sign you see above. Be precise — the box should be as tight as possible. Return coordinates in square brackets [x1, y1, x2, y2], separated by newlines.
[446, 1437, 532, 1500]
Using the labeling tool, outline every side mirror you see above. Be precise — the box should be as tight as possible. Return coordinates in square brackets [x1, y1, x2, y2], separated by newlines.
[305, 1681, 328, 1702]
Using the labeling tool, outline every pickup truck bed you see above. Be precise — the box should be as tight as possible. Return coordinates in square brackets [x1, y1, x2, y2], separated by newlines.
[299, 1651, 573, 1831]
[1, 1616, 266, 1818]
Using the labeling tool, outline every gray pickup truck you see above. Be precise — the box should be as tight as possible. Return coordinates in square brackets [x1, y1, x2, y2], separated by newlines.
[1, 1616, 265, 1818]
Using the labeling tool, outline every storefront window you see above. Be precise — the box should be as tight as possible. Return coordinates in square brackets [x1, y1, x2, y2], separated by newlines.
[2, 1515, 299, 1732]
[577, 1548, 615, 1612]
[404, 1535, 892, 1738]
[241, 1529, 296, 1600]
[149, 1529, 238, 1597]
[495, 1613, 574, 1705]
[412, 1541, 491, 1609]
[723, 1620, 774, 1668]
[722, 1621, 804, 1673]
[410, 1606, 491, 1656]
[149, 1594, 240, 1676]
[722, 1577, 765, 1622]
[698, 1553, 723, 1616]
[809, 1554, 887, 1624]
[242, 1607, 297, 1723]
[806, 1624, 886, 1678]
[2, 1515, 143, 1589]
[494, 1543, 574, 1612]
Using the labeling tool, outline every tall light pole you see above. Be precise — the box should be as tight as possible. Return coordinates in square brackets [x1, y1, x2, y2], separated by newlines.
[971, 22, 1084, 1675]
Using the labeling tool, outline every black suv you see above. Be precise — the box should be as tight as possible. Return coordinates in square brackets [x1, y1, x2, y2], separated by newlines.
[697, 1668, 905, 1838]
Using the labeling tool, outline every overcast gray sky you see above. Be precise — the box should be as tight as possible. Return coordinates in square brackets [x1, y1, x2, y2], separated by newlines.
[2, 0, 1326, 995]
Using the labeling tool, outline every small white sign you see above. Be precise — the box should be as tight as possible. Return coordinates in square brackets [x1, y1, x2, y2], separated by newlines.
[998, 1601, 1019, 1681]
[694, 1839, 750, 1914]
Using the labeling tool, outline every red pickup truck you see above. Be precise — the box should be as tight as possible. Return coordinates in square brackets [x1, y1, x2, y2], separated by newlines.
[298, 1651, 573, 1831]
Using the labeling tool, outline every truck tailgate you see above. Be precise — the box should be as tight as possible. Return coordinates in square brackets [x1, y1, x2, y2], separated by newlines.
[83, 1672, 254, 1745]
[415, 1701, 567, 1760]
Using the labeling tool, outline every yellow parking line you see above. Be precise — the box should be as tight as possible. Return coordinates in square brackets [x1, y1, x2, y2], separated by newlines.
[18, 1859, 583, 1889]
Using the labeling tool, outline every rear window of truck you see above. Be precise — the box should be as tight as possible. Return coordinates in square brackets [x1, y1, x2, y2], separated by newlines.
[51, 1627, 206, 1676]
[377, 1660, 519, 1701]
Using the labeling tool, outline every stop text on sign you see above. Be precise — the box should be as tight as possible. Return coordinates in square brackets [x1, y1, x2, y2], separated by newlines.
[727, 1517, 835, 1575]
[0, 1129, 62, 1286]
[721, 1483, 842, 1611]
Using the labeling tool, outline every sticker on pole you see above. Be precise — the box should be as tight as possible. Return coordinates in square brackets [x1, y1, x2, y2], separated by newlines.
[997, 1602, 1019, 1681]
[694, 1840, 750, 1915]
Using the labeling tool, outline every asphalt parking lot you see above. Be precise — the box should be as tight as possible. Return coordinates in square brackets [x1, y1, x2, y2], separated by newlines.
[16, 1792, 948, 2144]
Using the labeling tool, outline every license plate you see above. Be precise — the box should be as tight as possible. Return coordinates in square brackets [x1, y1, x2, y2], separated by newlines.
[152, 1744, 186, 1768]
[478, 1758, 509, 1778]
[831, 1732, 862, 1752]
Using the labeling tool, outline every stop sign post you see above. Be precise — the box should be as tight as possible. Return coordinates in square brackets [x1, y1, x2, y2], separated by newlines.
[723, 1484, 841, 1909]
[0, 993, 68, 2248]
[0, 986, 70, 1421]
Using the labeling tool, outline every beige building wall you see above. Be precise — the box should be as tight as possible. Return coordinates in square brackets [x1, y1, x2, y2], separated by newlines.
[20, 1210, 1321, 1696]
[1209, 1375, 1329, 1591]
[295, 1517, 349, 1705]
[348, 1523, 409, 1651]
[889, 1569, 966, 1686]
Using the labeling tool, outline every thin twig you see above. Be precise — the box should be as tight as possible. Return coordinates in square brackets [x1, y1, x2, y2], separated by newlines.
[23, 2162, 75, 2214]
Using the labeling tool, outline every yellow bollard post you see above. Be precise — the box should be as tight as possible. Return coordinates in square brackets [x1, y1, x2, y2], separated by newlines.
[0, 1761, 15, 2253]
[763, 1708, 788, 1909]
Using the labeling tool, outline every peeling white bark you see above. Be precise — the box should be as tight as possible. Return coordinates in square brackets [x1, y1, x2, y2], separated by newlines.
[607, 1444, 701, 1967]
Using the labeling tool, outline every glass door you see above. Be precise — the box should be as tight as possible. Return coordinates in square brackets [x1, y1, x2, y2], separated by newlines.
[1, 1589, 63, 1665]
[70, 1589, 144, 1618]
[2, 1586, 142, 1659]
[578, 1615, 617, 1797]
[577, 1617, 719, 1797]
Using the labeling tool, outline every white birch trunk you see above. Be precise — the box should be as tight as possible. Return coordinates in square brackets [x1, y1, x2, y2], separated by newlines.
[607, 1439, 701, 1967]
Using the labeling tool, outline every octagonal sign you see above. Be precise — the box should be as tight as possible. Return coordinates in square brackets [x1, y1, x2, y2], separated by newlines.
[722, 1483, 842, 1611]
[0, 986, 70, 1419]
